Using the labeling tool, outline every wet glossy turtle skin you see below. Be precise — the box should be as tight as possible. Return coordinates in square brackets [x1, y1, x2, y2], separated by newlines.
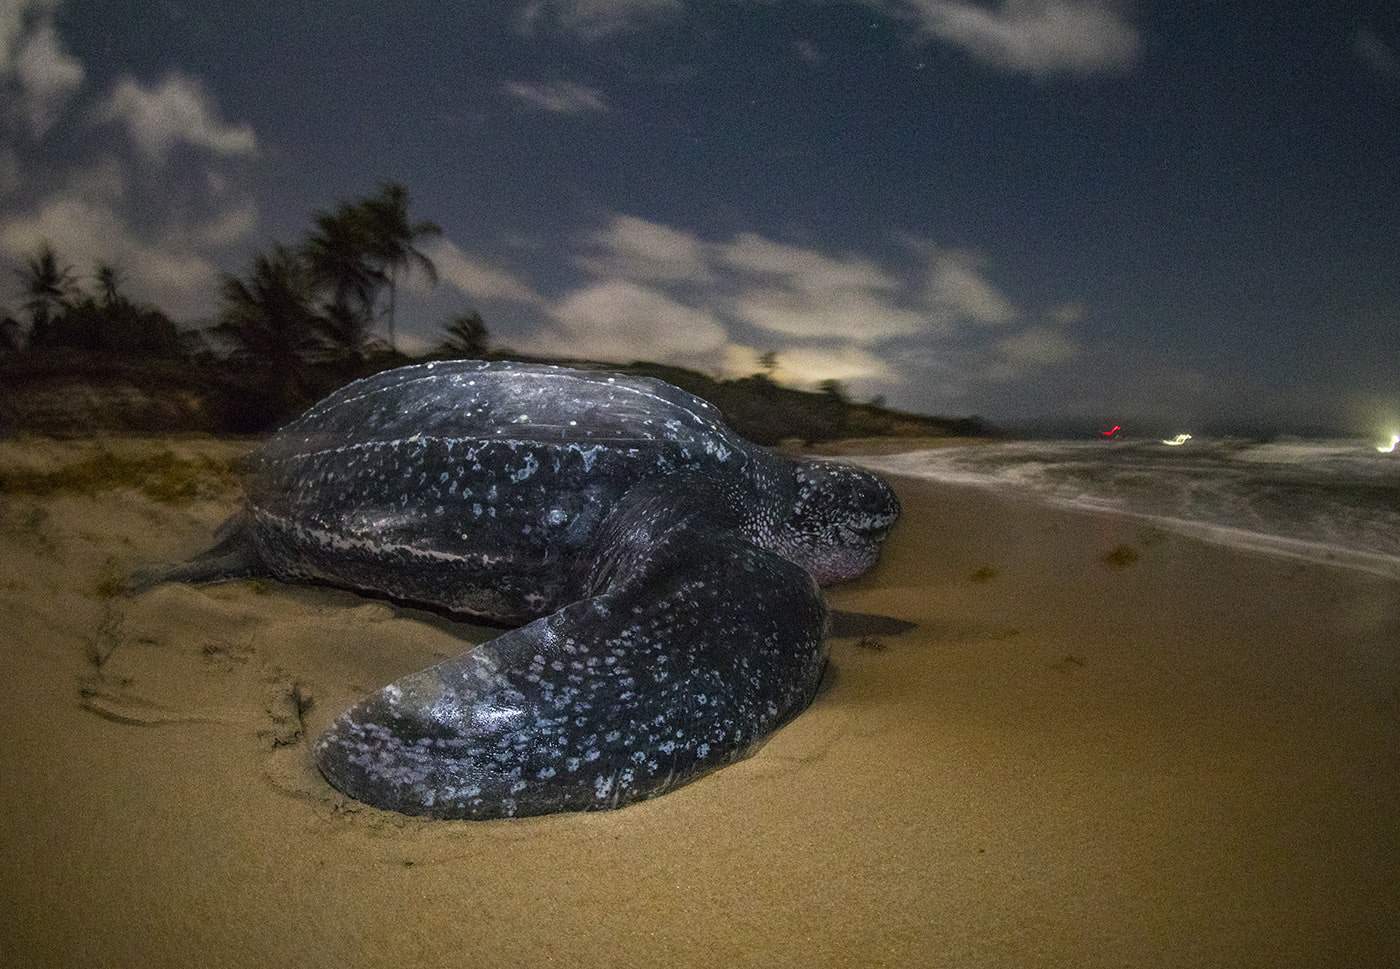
[139, 360, 900, 819]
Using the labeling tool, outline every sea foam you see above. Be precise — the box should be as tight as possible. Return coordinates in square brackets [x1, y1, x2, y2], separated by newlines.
[845, 438, 1400, 581]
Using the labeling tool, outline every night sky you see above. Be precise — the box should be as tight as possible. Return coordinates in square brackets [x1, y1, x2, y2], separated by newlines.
[3, 0, 1397, 433]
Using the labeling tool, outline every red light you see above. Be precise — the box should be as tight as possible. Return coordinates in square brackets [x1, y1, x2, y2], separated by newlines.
[1100, 425, 1121, 439]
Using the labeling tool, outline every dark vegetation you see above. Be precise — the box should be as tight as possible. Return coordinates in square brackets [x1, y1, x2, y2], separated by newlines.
[0, 182, 995, 445]
[0, 449, 237, 502]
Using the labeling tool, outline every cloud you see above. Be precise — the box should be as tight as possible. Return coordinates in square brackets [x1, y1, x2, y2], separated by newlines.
[96, 73, 257, 163]
[716, 232, 937, 342]
[422, 237, 547, 305]
[0, 159, 257, 318]
[572, 214, 1022, 344]
[794, 39, 824, 65]
[718, 232, 900, 294]
[0, 11, 257, 319]
[189, 197, 258, 247]
[502, 80, 610, 114]
[998, 325, 1078, 365]
[723, 343, 895, 385]
[872, 0, 1139, 76]
[983, 324, 1080, 381]
[0, 193, 221, 318]
[2, 0, 83, 137]
[0, 147, 20, 196]
[577, 213, 712, 283]
[727, 285, 929, 342]
[1355, 29, 1399, 79]
[13, 21, 83, 134]
[421, 212, 1072, 400]
[64, 156, 126, 202]
[1050, 300, 1086, 324]
[531, 280, 729, 364]
[921, 248, 1018, 326]
[518, 0, 683, 40]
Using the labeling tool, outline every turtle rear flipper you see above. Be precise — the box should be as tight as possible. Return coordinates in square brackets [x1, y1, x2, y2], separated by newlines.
[124, 512, 267, 594]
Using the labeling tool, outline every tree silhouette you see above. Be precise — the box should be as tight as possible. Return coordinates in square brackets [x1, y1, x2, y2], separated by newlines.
[94, 262, 123, 307]
[53, 294, 183, 355]
[439, 310, 489, 357]
[15, 243, 75, 347]
[759, 350, 779, 377]
[299, 201, 378, 319]
[818, 378, 848, 402]
[359, 182, 440, 351]
[214, 245, 322, 408]
[316, 299, 382, 364]
[33, 260, 182, 355]
[0, 310, 20, 354]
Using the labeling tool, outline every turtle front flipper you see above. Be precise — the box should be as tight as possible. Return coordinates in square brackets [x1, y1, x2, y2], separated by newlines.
[313, 483, 829, 819]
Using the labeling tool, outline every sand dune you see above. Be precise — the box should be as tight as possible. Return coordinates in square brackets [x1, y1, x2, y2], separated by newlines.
[2, 436, 1398, 968]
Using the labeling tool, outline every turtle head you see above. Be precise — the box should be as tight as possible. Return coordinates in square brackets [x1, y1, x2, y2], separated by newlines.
[775, 460, 900, 586]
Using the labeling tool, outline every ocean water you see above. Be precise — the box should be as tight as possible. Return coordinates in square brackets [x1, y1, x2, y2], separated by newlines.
[847, 438, 1400, 580]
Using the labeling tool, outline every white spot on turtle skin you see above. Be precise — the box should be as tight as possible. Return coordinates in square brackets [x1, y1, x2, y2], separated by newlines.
[572, 444, 606, 473]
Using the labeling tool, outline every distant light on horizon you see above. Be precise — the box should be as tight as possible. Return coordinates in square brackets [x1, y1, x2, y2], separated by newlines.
[1162, 433, 1193, 446]
[1378, 433, 1399, 454]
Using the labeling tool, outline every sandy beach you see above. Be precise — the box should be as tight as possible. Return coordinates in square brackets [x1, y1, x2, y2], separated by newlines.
[2, 435, 1398, 969]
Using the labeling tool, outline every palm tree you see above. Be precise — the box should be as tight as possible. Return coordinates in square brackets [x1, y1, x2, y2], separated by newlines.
[359, 182, 441, 351]
[302, 203, 384, 366]
[214, 245, 322, 408]
[316, 299, 380, 364]
[94, 262, 123, 307]
[439, 310, 489, 357]
[0, 311, 21, 354]
[15, 243, 75, 347]
[303, 204, 383, 316]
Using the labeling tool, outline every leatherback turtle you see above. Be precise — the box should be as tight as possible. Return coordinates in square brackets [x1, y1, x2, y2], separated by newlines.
[136, 360, 899, 819]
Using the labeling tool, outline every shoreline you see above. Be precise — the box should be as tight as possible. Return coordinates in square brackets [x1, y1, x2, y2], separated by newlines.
[2, 438, 1398, 968]
[872, 468, 1400, 584]
[843, 443, 1400, 584]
